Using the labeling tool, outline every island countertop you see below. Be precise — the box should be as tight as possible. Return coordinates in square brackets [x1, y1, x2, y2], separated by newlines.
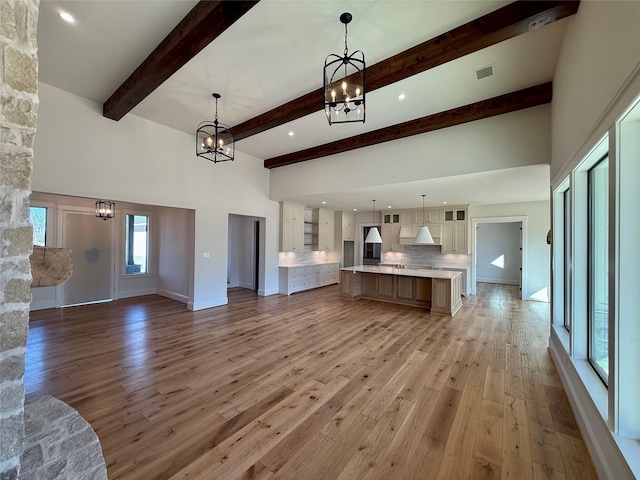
[341, 265, 461, 280]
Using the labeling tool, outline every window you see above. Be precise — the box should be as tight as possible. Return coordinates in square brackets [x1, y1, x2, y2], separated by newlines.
[588, 156, 609, 384]
[125, 214, 149, 274]
[362, 226, 381, 264]
[563, 189, 571, 332]
[30, 206, 47, 246]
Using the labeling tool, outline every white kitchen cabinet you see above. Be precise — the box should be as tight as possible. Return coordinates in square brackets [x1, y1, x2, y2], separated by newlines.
[280, 202, 304, 252]
[400, 211, 423, 225]
[279, 263, 340, 295]
[341, 211, 355, 241]
[442, 223, 468, 253]
[383, 213, 401, 224]
[381, 223, 401, 252]
[427, 210, 443, 224]
[444, 209, 467, 222]
[316, 208, 334, 251]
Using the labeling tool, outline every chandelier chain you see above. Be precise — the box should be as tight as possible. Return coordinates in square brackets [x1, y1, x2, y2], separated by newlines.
[344, 22, 349, 57]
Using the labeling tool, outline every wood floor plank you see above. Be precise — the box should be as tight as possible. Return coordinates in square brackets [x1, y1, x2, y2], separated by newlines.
[24, 284, 599, 480]
[501, 395, 534, 480]
[474, 398, 504, 467]
[423, 386, 463, 444]
[434, 384, 484, 480]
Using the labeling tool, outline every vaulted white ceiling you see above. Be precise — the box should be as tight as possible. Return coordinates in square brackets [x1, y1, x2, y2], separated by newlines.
[37, 0, 569, 211]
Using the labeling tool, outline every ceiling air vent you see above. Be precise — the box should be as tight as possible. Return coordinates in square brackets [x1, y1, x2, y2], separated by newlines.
[474, 65, 494, 80]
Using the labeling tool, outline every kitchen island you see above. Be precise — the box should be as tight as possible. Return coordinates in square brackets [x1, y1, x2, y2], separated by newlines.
[340, 265, 463, 316]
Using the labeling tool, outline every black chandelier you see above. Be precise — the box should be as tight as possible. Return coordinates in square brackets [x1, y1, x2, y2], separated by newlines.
[196, 93, 235, 163]
[324, 12, 365, 125]
[95, 200, 115, 220]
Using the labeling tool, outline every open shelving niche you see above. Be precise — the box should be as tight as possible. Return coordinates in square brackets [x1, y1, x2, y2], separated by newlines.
[304, 207, 318, 249]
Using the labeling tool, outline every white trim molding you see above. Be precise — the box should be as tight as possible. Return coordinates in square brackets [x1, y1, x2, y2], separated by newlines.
[470, 215, 528, 300]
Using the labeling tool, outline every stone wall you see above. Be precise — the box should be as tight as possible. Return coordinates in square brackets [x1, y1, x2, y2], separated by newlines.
[0, 1, 39, 478]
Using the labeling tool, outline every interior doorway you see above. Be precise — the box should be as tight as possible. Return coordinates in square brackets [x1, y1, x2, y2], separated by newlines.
[227, 214, 265, 295]
[471, 216, 527, 300]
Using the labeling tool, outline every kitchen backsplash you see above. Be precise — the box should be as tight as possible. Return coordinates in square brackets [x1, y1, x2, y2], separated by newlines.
[381, 245, 471, 268]
[279, 250, 340, 266]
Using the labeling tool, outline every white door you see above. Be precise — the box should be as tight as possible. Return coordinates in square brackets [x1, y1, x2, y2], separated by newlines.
[61, 210, 114, 306]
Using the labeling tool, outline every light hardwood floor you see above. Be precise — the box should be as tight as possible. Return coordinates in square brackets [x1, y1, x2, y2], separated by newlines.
[25, 283, 597, 480]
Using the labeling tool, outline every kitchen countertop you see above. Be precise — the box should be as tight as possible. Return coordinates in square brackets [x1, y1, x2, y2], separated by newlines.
[341, 265, 461, 280]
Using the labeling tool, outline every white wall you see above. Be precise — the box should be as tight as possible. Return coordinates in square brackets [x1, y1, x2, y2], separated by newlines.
[270, 105, 551, 201]
[33, 83, 281, 310]
[550, 2, 640, 479]
[156, 206, 194, 303]
[551, 1, 640, 182]
[476, 222, 521, 285]
[469, 201, 550, 302]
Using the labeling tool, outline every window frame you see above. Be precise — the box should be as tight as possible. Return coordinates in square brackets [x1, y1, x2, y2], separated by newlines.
[587, 155, 610, 385]
[122, 211, 152, 277]
[29, 201, 56, 247]
[563, 187, 572, 332]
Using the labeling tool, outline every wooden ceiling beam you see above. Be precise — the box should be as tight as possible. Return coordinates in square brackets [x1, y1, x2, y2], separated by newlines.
[103, 1, 260, 121]
[264, 82, 552, 169]
[234, 1, 578, 141]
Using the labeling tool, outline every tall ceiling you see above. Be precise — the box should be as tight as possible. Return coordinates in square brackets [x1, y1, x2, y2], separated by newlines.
[37, 0, 571, 211]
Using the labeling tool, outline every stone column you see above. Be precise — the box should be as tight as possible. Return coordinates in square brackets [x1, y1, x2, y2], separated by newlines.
[0, 1, 39, 478]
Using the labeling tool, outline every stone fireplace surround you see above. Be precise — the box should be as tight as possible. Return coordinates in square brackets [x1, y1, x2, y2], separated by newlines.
[1, 1, 106, 478]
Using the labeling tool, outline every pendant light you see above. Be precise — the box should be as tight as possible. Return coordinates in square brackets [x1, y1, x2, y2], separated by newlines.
[324, 12, 365, 125]
[414, 195, 434, 244]
[196, 93, 235, 163]
[95, 200, 115, 220]
[364, 199, 382, 244]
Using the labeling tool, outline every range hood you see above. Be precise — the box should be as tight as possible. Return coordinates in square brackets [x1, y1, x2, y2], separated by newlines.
[399, 225, 419, 245]
[399, 225, 439, 245]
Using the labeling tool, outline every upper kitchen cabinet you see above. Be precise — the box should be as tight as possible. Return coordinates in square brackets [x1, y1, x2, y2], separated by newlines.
[427, 210, 443, 224]
[339, 210, 355, 241]
[381, 223, 401, 252]
[400, 211, 423, 225]
[444, 209, 467, 222]
[442, 223, 468, 253]
[280, 201, 305, 252]
[316, 208, 335, 251]
[383, 212, 401, 224]
[441, 207, 468, 253]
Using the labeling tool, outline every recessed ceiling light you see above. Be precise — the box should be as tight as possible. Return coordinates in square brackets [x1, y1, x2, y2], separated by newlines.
[59, 11, 76, 23]
[353, 208, 357, 211]
[288, 131, 294, 136]
[387, 205, 392, 209]
[321, 201, 326, 205]
[398, 94, 406, 100]
[442, 201, 448, 204]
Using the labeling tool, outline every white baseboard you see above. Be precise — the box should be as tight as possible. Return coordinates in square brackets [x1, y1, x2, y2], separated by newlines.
[476, 277, 520, 285]
[259, 288, 279, 297]
[117, 288, 156, 299]
[156, 289, 188, 304]
[30, 300, 58, 311]
[227, 281, 240, 288]
[239, 282, 253, 289]
[190, 296, 228, 311]
[549, 332, 637, 480]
